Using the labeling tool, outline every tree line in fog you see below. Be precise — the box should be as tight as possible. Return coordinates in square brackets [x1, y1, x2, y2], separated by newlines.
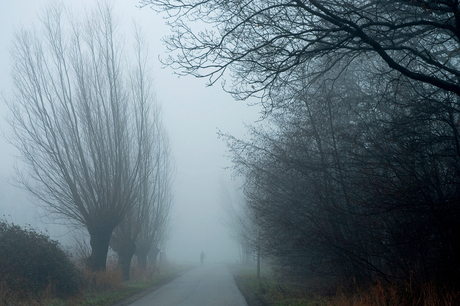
[6, 3, 173, 280]
[146, 0, 460, 286]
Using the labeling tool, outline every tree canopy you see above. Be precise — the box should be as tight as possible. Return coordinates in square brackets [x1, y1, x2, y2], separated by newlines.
[144, 0, 460, 287]
[7, 3, 168, 271]
[143, 0, 460, 105]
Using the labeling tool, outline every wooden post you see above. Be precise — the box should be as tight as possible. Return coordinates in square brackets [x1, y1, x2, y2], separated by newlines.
[257, 246, 260, 279]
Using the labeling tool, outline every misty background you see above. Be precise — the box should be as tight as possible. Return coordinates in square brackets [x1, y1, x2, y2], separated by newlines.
[0, 0, 260, 263]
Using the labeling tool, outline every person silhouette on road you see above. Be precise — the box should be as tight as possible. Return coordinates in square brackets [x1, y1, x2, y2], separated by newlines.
[200, 251, 205, 265]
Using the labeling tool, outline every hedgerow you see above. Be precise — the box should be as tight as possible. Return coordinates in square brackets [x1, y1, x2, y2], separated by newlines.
[0, 221, 82, 298]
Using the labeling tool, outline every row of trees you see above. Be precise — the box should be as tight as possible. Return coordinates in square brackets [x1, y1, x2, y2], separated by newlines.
[145, 0, 460, 286]
[222, 60, 460, 284]
[7, 2, 172, 278]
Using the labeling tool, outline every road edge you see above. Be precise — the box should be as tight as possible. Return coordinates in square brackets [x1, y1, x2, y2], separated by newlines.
[227, 264, 267, 306]
[110, 267, 193, 306]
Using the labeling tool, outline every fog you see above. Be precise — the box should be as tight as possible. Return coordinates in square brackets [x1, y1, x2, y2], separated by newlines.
[0, 0, 260, 264]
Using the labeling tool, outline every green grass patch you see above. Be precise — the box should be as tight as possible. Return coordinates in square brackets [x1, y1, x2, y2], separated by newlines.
[81, 290, 131, 306]
[229, 264, 327, 306]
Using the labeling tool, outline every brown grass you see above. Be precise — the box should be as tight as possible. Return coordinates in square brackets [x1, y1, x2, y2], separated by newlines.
[129, 264, 159, 281]
[0, 268, 125, 305]
[230, 264, 460, 306]
[327, 281, 460, 306]
[0, 277, 50, 306]
[83, 269, 123, 292]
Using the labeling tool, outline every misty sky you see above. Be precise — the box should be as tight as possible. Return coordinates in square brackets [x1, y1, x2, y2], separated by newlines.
[0, 0, 260, 263]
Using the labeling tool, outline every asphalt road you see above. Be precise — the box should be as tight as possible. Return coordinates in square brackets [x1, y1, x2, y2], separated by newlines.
[128, 263, 248, 306]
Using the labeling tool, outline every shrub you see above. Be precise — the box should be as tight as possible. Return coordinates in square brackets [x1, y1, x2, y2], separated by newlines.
[0, 221, 82, 298]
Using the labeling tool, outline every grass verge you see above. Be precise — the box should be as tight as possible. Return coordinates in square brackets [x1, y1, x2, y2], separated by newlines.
[228, 264, 326, 306]
[34, 263, 194, 306]
[229, 264, 460, 306]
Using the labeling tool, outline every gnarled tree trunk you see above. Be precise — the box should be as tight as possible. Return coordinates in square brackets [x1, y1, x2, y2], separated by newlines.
[87, 223, 116, 271]
[136, 245, 151, 271]
[149, 246, 160, 266]
[116, 240, 136, 281]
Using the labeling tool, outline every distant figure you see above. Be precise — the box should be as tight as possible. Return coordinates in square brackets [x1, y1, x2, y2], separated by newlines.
[200, 251, 205, 265]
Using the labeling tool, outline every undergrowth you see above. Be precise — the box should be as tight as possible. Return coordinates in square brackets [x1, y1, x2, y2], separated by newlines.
[0, 221, 82, 305]
[0, 221, 188, 306]
[230, 264, 325, 306]
[1, 258, 186, 306]
[53, 261, 186, 306]
[231, 264, 460, 306]
[327, 280, 460, 306]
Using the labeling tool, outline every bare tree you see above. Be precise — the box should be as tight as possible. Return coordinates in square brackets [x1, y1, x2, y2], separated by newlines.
[7, 3, 152, 271]
[111, 103, 173, 279]
[143, 0, 460, 286]
[222, 58, 460, 285]
[219, 179, 256, 265]
[103, 24, 171, 281]
[142, 0, 460, 106]
[135, 127, 173, 270]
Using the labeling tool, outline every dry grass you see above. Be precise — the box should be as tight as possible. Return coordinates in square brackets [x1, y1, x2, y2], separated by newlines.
[231, 264, 460, 306]
[0, 278, 36, 306]
[0, 236, 183, 306]
[0, 276, 77, 306]
[327, 281, 460, 306]
[129, 264, 159, 281]
[83, 269, 123, 292]
[0, 268, 124, 305]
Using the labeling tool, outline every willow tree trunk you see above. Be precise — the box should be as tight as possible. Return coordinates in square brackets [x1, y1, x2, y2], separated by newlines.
[117, 240, 137, 281]
[87, 224, 115, 271]
[119, 250, 135, 280]
[149, 246, 160, 266]
[136, 246, 150, 271]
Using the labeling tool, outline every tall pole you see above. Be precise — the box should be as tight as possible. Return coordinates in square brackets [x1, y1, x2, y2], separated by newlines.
[257, 230, 260, 279]
[257, 246, 260, 279]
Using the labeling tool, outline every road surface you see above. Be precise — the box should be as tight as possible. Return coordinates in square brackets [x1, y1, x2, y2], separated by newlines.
[128, 263, 248, 306]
